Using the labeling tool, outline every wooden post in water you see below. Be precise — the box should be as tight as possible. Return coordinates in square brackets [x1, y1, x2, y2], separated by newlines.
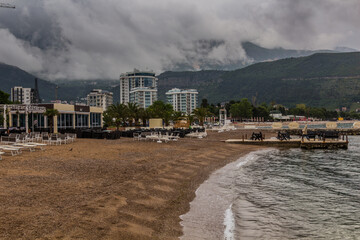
[346, 134, 348, 143]
[242, 135, 244, 142]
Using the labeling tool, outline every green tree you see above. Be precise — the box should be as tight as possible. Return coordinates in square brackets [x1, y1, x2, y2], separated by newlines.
[147, 101, 174, 126]
[102, 111, 114, 128]
[229, 103, 241, 120]
[201, 98, 209, 108]
[349, 111, 360, 120]
[138, 108, 151, 127]
[296, 104, 306, 110]
[187, 114, 195, 125]
[0, 90, 11, 104]
[126, 102, 140, 126]
[208, 103, 220, 117]
[288, 106, 306, 116]
[106, 103, 129, 130]
[44, 109, 60, 133]
[253, 105, 270, 120]
[308, 107, 326, 120]
[193, 107, 209, 126]
[238, 98, 253, 120]
[225, 100, 236, 114]
[172, 111, 184, 122]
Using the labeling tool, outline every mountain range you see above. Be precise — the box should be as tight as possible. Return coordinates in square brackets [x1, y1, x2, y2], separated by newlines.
[165, 41, 354, 71]
[0, 63, 56, 101]
[0, 43, 360, 110]
[158, 52, 360, 109]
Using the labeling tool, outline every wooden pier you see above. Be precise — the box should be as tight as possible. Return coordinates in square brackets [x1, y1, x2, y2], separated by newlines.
[225, 138, 348, 149]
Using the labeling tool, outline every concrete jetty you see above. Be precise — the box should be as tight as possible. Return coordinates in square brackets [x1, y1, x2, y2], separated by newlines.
[225, 138, 348, 149]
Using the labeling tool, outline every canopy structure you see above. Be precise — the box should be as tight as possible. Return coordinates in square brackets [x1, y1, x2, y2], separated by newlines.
[1, 104, 46, 132]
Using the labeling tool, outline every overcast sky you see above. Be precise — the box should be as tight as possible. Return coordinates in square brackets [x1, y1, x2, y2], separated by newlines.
[0, 0, 359, 80]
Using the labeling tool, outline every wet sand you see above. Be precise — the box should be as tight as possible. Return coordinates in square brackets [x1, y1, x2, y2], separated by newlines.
[0, 130, 266, 239]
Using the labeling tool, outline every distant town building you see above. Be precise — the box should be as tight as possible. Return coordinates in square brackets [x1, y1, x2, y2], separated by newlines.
[130, 87, 157, 109]
[166, 88, 198, 115]
[269, 110, 283, 120]
[87, 89, 113, 111]
[11, 86, 34, 104]
[120, 69, 158, 108]
[341, 107, 347, 112]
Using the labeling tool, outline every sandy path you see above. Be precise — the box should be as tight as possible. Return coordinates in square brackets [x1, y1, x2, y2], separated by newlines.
[0, 130, 266, 239]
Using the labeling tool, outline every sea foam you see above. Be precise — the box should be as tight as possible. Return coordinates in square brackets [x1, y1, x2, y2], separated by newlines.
[223, 204, 235, 240]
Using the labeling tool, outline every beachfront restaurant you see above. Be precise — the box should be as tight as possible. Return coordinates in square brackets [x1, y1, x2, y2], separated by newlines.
[0, 103, 103, 133]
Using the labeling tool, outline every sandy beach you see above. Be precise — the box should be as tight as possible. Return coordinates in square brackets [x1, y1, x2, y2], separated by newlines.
[0, 130, 265, 239]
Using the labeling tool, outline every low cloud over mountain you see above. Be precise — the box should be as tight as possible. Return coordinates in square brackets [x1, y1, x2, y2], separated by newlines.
[0, 0, 359, 80]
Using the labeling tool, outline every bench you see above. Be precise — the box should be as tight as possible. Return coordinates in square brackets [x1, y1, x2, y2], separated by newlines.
[303, 131, 318, 141]
[250, 132, 263, 141]
[277, 131, 291, 141]
[320, 131, 339, 140]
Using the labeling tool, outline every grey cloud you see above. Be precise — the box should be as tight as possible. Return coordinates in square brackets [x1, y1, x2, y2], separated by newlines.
[0, 0, 359, 80]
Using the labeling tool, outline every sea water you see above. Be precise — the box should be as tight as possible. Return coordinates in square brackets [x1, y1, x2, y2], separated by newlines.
[181, 136, 360, 240]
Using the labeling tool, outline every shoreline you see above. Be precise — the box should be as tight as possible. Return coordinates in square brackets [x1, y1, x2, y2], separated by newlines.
[178, 149, 261, 240]
[179, 148, 275, 240]
[0, 130, 270, 239]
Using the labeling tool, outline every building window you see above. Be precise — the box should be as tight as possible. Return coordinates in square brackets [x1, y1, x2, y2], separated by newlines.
[75, 114, 89, 128]
[90, 113, 101, 127]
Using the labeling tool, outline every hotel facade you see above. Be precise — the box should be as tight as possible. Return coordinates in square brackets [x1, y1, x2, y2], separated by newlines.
[166, 88, 198, 115]
[11, 86, 34, 104]
[87, 89, 113, 111]
[120, 69, 158, 108]
[1, 103, 103, 133]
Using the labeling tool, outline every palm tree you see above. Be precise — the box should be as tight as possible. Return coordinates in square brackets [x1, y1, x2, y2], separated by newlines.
[102, 110, 114, 128]
[44, 109, 60, 133]
[187, 114, 195, 126]
[138, 108, 150, 127]
[172, 111, 184, 122]
[193, 107, 209, 126]
[147, 101, 174, 126]
[106, 103, 129, 130]
[127, 102, 140, 126]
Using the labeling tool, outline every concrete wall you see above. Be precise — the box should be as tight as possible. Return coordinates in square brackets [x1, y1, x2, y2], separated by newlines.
[149, 118, 163, 128]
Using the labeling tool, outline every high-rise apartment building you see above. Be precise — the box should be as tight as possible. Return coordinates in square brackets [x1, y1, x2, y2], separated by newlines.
[120, 69, 158, 108]
[130, 87, 157, 109]
[87, 89, 113, 111]
[11, 86, 34, 104]
[166, 88, 198, 115]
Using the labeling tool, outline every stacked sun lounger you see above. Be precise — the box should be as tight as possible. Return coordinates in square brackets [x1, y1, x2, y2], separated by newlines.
[186, 130, 208, 139]
[0, 132, 76, 160]
[124, 128, 205, 139]
[132, 131, 180, 143]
